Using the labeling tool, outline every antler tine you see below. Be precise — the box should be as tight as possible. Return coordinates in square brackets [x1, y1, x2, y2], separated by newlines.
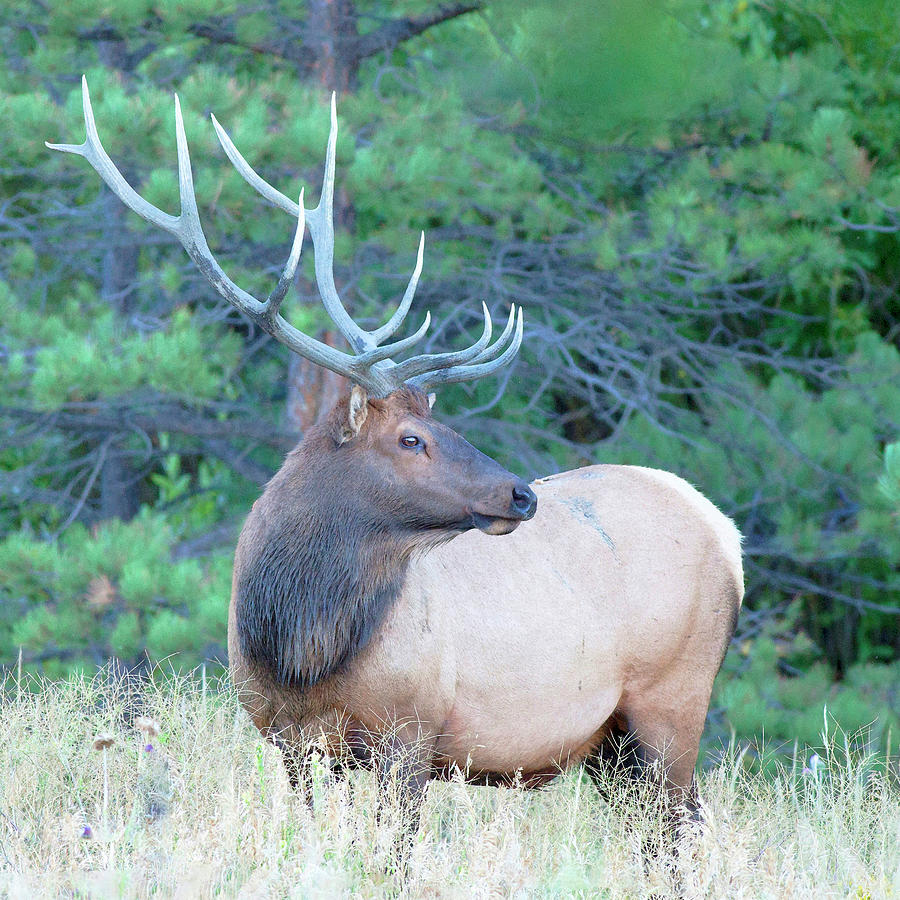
[390, 301, 494, 383]
[210, 112, 300, 217]
[370, 232, 425, 345]
[302, 94, 373, 354]
[47, 77, 370, 386]
[409, 307, 524, 391]
[214, 95, 372, 354]
[468, 303, 517, 365]
[355, 312, 431, 367]
[46, 78, 262, 318]
[266, 188, 306, 317]
[47, 76, 182, 236]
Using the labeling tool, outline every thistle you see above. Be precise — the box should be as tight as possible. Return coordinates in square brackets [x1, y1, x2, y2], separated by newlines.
[90, 732, 116, 836]
[133, 716, 160, 739]
[92, 733, 115, 752]
[133, 716, 170, 824]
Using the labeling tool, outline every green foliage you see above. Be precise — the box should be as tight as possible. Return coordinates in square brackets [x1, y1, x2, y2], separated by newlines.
[878, 442, 900, 510]
[713, 605, 899, 756]
[480, 0, 746, 143]
[0, 511, 231, 678]
[2, 289, 241, 408]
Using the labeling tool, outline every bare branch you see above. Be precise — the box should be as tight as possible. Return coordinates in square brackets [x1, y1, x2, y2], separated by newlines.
[354, 4, 484, 61]
[187, 4, 485, 75]
[1, 401, 294, 452]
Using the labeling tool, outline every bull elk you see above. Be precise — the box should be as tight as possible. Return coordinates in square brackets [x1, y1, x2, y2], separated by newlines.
[49, 79, 744, 843]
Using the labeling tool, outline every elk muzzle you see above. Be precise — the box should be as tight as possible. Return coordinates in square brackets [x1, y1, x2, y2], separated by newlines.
[471, 479, 537, 535]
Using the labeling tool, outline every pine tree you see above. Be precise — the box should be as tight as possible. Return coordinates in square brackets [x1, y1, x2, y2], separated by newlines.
[1, 0, 898, 677]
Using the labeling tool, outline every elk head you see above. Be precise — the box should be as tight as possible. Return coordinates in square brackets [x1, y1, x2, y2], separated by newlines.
[331, 385, 536, 538]
[47, 79, 536, 536]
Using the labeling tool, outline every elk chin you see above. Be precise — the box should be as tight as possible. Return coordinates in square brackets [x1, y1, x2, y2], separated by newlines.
[471, 513, 522, 536]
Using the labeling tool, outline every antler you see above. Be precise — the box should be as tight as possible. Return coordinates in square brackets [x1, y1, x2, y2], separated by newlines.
[47, 77, 523, 397]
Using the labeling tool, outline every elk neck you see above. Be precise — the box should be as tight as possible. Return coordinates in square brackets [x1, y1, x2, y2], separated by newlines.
[234, 421, 426, 690]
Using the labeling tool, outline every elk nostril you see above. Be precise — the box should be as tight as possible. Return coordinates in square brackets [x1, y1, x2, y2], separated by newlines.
[512, 484, 537, 517]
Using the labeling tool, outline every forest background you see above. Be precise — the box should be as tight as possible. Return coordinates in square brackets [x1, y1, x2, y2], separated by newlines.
[1, 0, 898, 758]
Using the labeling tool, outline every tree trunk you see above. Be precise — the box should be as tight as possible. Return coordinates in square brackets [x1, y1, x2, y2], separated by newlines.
[98, 195, 141, 520]
[283, 1, 358, 436]
[99, 451, 141, 521]
[93, 28, 143, 521]
[306, 0, 359, 93]
[284, 331, 348, 437]
[101, 196, 140, 317]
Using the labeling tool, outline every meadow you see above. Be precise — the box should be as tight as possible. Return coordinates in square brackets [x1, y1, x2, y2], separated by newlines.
[0, 671, 896, 899]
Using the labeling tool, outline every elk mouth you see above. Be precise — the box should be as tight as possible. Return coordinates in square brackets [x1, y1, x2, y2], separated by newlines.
[470, 512, 525, 536]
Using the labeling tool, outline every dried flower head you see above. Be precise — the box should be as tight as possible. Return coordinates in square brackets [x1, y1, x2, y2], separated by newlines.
[133, 716, 160, 738]
[91, 733, 115, 752]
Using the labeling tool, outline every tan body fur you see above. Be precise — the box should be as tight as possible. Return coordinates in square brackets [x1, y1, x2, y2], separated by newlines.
[230, 463, 743, 799]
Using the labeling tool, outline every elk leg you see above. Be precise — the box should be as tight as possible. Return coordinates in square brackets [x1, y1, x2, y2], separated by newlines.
[274, 736, 305, 792]
[615, 694, 708, 827]
[583, 723, 647, 805]
[375, 726, 435, 867]
[588, 697, 707, 865]
[269, 732, 346, 810]
[271, 735, 317, 807]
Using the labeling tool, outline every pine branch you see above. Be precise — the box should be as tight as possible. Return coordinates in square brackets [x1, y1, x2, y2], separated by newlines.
[1, 402, 293, 449]
[186, 17, 312, 72]
[353, 3, 484, 61]
[187, 4, 484, 72]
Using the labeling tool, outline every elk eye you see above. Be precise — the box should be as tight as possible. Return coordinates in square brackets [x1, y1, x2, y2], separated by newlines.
[400, 435, 421, 449]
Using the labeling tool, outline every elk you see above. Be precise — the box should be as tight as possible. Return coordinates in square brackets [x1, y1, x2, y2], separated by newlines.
[49, 79, 744, 839]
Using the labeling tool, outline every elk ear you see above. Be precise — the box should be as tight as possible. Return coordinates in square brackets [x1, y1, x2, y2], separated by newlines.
[336, 384, 369, 444]
[427, 392, 436, 409]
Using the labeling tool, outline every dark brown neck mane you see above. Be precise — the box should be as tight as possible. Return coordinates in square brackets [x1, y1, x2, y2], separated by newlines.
[234, 391, 432, 688]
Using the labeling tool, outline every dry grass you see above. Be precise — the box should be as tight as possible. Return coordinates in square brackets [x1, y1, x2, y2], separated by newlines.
[0, 670, 897, 899]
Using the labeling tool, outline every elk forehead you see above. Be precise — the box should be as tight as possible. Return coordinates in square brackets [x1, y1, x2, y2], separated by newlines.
[369, 386, 434, 421]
